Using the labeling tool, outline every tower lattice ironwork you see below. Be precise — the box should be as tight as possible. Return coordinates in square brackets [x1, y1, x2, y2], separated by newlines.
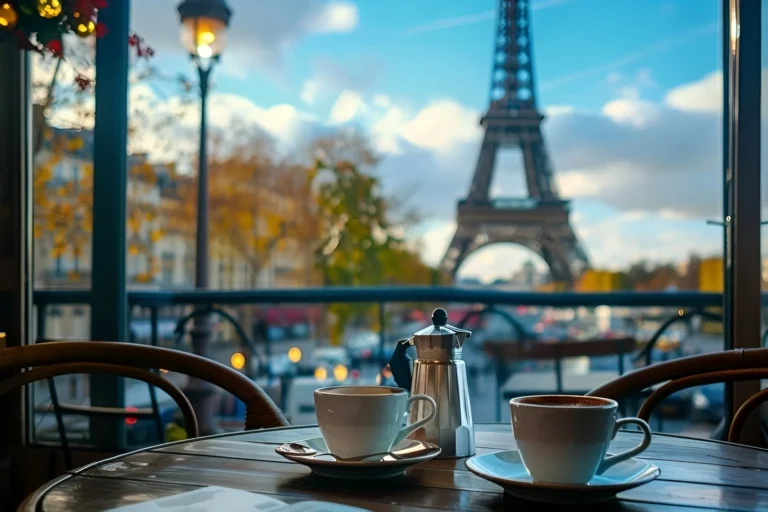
[440, 0, 589, 284]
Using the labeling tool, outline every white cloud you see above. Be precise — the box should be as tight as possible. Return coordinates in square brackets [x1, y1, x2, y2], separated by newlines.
[49, 81, 318, 166]
[309, 1, 359, 34]
[606, 69, 656, 92]
[373, 95, 392, 109]
[663, 71, 722, 113]
[370, 105, 410, 154]
[256, 103, 311, 141]
[601, 96, 659, 127]
[554, 170, 603, 197]
[298, 56, 385, 107]
[300, 79, 320, 105]
[634, 68, 656, 89]
[131, 0, 359, 75]
[662, 69, 768, 119]
[386, 69, 747, 277]
[606, 72, 623, 85]
[408, 221, 457, 267]
[362, 98, 483, 158]
[541, 79, 728, 219]
[399, 100, 481, 152]
[543, 105, 575, 117]
[573, 212, 720, 270]
[46, 61, 759, 278]
[328, 90, 366, 124]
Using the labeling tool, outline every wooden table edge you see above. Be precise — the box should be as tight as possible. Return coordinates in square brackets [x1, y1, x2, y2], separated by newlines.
[66, 424, 317, 475]
[28, 423, 768, 512]
[18, 474, 74, 512]
[64, 423, 768, 477]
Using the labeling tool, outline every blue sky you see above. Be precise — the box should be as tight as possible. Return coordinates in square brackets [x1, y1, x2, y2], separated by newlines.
[211, 0, 722, 110]
[124, 0, 767, 283]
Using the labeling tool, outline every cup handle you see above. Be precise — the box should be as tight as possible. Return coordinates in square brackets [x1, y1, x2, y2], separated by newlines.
[597, 417, 652, 475]
[393, 394, 437, 446]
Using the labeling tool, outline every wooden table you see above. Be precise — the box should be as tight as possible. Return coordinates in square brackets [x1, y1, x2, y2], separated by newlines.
[24, 424, 768, 511]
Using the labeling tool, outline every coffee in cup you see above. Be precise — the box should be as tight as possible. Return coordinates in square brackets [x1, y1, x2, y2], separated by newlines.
[314, 386, 437, 459]
[510, 395, 651, 485]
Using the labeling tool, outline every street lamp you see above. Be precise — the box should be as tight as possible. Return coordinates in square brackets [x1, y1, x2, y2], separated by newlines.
[177, 0, 232, 435]
[179, 0, 231, 61]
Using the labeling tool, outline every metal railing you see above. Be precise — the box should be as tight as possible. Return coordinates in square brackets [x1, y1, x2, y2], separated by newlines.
[31, 286, 754, 443]
[32, 287, 739, 359]
[32, 287, 735, 362]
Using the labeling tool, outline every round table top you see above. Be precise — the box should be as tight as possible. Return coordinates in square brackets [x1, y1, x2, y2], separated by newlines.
[26, 424, 768, 511]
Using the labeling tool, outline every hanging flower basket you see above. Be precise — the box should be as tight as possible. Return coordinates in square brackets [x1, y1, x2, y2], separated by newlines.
[1, 1, 108, 52]
[1, 1, 153, 89]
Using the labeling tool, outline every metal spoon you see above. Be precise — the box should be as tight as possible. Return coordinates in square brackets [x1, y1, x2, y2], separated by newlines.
[284, 443, 395, 462]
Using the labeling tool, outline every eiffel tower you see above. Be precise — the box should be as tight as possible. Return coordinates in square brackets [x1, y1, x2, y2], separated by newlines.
[440, 0, 589, 285]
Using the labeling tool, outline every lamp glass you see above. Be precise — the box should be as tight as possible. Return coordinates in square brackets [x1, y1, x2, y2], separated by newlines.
[180, 16, 227, 58]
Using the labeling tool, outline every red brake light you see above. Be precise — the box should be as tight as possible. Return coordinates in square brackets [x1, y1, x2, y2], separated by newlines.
[125, 406, 138, 426]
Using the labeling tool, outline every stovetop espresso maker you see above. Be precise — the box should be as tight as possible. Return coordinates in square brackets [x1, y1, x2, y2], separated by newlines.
[388, 308, 474, 458]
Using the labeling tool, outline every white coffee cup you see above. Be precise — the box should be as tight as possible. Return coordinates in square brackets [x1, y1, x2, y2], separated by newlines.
[510, 395, 652, 485]
[314, 386, 437, 459]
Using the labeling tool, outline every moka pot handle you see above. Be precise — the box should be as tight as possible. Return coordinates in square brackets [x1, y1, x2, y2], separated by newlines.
[388, 338, 413, 392]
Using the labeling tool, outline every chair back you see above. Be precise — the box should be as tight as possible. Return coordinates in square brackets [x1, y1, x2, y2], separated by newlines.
[588, 348, 768, 443]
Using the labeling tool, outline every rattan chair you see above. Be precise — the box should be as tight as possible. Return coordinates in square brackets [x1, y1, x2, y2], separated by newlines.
[588, 348, 768, 443]
[0, 342, 289, 461]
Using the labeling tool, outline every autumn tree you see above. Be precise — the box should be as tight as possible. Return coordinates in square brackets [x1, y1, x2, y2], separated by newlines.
[273, 162, 323, 286]
[176, 128, 321, 288]
[33, 132, 92, 280]
[677, 254, 701, 290]
[34, 130, 175, 284]
[309, 131, 438, 343]
[32, 37, 193, 285]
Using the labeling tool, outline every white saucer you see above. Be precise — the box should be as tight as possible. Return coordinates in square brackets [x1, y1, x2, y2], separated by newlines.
[465, 450, 660, 504]
[275, 437, 441, 480]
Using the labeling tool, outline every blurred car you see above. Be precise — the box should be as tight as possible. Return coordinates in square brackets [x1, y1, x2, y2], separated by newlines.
[298, 347, 351, 376]
[346, 331, 382, 363]
[267, 326, 286, 342]
[251, 353, 294, 378]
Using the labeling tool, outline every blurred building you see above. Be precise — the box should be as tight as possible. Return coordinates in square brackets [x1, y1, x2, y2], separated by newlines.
[33, 128, 311, 339]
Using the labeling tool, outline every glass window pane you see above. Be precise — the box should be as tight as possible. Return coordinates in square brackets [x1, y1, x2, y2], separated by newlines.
[30, 35, 96, 445]
[29, 0, 735, 450]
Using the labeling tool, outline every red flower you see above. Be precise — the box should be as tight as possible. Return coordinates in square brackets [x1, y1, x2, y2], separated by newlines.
[47, 40, 63, 57]
[73, 0, 105, 13]
[95, 22, 108, 37]
[128, 33, 155, 60]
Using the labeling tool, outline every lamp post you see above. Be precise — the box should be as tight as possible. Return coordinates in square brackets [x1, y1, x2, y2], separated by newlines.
[178, 0, 232, 435]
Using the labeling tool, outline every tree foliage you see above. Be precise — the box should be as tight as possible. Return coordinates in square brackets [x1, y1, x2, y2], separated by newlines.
[33, 132, 92, 279]
[32, 37, 192, 284]
[174, 130, 321, 287]
[33, 130, 170, 282]
[575, 254, 729, 292]
[311, 132, 426, 284]
[309, 132, 440, 342]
